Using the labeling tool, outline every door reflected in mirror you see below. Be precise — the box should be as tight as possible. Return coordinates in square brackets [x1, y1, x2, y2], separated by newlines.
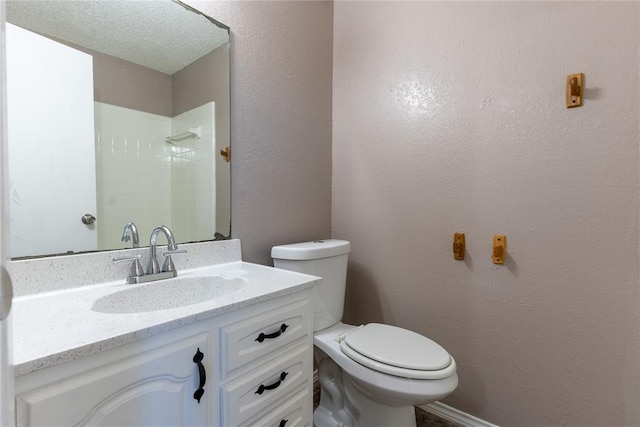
[6, 0, 230, 258]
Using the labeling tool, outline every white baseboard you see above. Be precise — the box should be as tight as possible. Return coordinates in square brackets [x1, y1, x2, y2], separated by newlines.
[418, 402, 498, 427]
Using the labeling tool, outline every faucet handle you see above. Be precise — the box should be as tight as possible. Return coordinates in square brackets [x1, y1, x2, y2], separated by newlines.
[113, 255, 145, 278]
[163, 249, 188, 256]
[162, 255, 176, 273]
[113, 255, 141, 262]
[161, 250, 187, 273]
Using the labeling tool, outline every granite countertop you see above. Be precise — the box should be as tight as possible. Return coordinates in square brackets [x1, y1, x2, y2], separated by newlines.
[12, 261, 319, 377]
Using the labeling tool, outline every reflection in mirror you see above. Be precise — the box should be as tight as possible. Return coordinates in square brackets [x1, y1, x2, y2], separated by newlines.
[6, 0, 230, 259]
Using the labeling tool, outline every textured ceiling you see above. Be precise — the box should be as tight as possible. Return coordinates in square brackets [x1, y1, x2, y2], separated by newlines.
[7, 0, 229, 75]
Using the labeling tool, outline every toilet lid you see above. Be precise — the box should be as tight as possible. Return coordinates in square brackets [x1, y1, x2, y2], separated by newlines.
[342, 323, 452, 372]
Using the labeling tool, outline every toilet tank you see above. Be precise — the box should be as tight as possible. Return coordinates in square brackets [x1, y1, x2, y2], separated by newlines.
[272, 240, 351, 331]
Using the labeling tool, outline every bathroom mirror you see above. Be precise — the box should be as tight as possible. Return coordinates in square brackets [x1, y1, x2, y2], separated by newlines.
[6, 0, 230, 258]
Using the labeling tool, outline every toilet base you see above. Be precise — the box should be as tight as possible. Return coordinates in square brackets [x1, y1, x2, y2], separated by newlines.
[313, 357, 417, 427]
[314, 355, 357, 426]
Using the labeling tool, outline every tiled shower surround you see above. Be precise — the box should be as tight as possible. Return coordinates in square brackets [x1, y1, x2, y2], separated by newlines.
[94, 101, 216, 248]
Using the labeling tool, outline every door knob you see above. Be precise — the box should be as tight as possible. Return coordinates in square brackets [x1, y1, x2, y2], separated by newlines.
[81, 214, 96, 225]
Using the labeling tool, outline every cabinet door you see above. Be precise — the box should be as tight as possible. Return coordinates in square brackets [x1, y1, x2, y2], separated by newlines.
[17, 333, 210, 427]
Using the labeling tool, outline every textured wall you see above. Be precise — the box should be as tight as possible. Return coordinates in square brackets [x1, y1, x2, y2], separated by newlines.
[92, 49, 173, 117]
[42, 39, 174, 117]
[172, 44, 231, 235]
[172, 44, 229, 117]
[333, 2, 639, 426]
[185, 0, 334, 264]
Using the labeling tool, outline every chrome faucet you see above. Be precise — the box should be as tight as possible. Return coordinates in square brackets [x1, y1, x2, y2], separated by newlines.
[114, 225, 186, 284]
[148, 225, 179, 275]
[121, 222, 140, 248]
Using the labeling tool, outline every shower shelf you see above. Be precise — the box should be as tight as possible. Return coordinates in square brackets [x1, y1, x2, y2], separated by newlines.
[166, 127, 201, 144]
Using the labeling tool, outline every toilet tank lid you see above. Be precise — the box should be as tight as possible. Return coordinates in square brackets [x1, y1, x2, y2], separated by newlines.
[271, 239, 351, 260]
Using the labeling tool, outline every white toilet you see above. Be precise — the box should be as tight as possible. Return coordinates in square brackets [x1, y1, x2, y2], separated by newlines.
[271, 239, 458, 427]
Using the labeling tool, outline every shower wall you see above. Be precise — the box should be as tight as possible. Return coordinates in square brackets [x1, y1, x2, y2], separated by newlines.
[94, 102, 172, 249]
[95, 101, 215, 249]
[170, 102, 216, 244]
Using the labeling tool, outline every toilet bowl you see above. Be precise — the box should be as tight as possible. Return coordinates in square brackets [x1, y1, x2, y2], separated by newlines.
[272, 240, 458, 427]
[316, 322, 457, 403]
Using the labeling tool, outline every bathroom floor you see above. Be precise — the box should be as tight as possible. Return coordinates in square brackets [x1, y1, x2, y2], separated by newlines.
[414, 406, 462, 427]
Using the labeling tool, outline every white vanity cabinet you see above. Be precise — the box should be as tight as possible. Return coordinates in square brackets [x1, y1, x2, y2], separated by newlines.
[15, 327, 213, 426]
[15, 290, 313, 427]
[218, 296, 313, 426]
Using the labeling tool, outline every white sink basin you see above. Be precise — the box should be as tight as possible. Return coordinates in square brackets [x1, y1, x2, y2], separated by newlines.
[92, 275, 245, 313]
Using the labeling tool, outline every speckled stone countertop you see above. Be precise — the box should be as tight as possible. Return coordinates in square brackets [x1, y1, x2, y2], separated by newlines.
[11, 239, 246, 297]
[11, 240, 320, 377]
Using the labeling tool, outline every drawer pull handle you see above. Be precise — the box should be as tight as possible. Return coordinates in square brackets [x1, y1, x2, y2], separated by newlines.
[255, 371, 288, 395]
[193, 348, 206, 404]
[279, 420, 288, 427]
[255, 323, 289, 343]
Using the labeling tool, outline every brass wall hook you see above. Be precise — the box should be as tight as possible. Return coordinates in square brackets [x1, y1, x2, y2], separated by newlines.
[453, 233, 465, 260]
[566, 73, 583, 108]
[493, 235, 506, 264]
[570, 77, 579, 96]
[220, 146, 230, 162]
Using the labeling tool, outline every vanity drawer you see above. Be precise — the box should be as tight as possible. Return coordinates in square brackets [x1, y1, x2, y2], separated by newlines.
[241, 383, 311, 427]
[221, 342, 311, 426]
[220, 297, 311, 376]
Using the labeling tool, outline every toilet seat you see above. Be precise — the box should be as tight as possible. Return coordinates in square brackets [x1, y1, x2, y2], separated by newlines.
[339, 323, 455, 380]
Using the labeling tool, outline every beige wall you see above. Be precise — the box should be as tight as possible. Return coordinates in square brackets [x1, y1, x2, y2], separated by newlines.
[85, 42, 231, 120]
[91, 49, 173, 117]
[173, 44, 231, 235]
[186, 0, 334, 264]
[333, 2, 639, 426]
[173, 44, 229, 117]
[61, 41, 173, 117]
